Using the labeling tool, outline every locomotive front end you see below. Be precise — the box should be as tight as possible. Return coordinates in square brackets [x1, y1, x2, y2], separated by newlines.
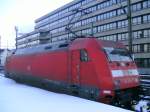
[102, 45, 140, 107]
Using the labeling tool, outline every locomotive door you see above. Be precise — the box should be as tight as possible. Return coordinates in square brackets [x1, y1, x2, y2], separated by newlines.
[71, 50, 80, 85]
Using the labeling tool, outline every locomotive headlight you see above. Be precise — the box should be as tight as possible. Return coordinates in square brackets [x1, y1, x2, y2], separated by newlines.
[103, 90, 111, 94]
[128, 69, 139, 75]
[111, 70, 123, 77]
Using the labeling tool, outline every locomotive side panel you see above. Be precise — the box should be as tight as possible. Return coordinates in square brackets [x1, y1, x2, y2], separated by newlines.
[31, 50, 68, 82]
[79, 60, 99, 87]
[6, 55, 34, 76]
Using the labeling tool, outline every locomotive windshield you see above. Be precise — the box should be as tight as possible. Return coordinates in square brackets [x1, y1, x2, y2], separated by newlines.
[103, 47, 132, 62]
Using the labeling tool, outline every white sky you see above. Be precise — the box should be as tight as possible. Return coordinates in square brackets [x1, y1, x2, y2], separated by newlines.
[0, 0, 72, 49]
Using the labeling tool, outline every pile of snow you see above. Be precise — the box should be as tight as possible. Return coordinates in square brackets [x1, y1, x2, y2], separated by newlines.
[0, 73, 132, 112]
[134, 100, 150, 112]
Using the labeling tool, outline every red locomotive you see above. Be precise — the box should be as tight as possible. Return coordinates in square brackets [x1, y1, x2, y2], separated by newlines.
[5, 37, 140, 106]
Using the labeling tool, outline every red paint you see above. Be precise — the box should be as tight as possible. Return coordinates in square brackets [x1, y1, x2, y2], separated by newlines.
[5, 37, 140, 102]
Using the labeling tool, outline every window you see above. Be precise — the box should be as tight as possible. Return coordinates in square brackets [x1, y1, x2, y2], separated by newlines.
[144, 29, 150, 38]
[133, 43, 150, 53]
[69, 2, 81, 11]
[132, 16, 141, 25]
[111, 0, 117, 5]
[117, 9, 123, 15]
[135, 58, 150, 68]
[80, 49, 89, 62]
[97, 22, 117, 32]
[117, 20, 128, 28]
[99, 10, 117, 21]
[140, 44, 144, 52]
[84, 6, 96, 13]
[133, 31, 142, 39]
[117, 0, 126, 3]
[97, 0, 123, 10]
[144, 44, 148, 52]
[82, 0, 93, 5]
[93, 27, 97, 34]
[117, 33, 128, 41]
[143, 14, 150, 23]
[133, 44, 140, 53]
[74, 21, 82, 28]
[104, 34, 117, 41]
[82, 17, 96, 26]
[132, 3, 142, 12]
[133, 45, 137, 53]
[103, 25, 107, 31]
[143, 1, 147, 8]
[103, 47, 132, 62]
[69, 33, 74, 38]
[143, 0, 150, 9]
[143, 43, 150, 52]
[82, 28, 91, 35]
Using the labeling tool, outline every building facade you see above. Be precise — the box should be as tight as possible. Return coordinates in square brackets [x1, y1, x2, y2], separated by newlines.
[16, 0, 150, 70]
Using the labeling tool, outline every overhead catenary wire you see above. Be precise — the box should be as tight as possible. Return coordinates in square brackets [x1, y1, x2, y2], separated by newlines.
[65, 7, 92, 40]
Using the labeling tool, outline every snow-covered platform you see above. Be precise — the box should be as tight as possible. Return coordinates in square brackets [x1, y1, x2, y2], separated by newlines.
[0, 73, 132, 112]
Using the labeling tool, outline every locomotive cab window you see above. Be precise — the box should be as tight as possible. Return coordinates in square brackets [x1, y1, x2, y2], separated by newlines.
[80, 49, 89, 62]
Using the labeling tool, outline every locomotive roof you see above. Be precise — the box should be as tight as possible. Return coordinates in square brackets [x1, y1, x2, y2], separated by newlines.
[13, 38, 124, 56]
[14, 41, 70, 55]
[14, 37, 93, 55]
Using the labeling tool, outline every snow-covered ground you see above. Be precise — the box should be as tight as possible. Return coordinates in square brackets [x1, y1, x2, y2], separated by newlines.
[0, 73, 133, 112]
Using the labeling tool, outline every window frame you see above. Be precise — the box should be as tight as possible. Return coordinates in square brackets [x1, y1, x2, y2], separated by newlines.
[80, 49, 89, 62]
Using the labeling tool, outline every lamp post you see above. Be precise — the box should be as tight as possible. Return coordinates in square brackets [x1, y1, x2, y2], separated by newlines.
[15, 26, 18, 49]
[117, 0, 133, 53]
[90, 22, 94, 36]
[127, 0, 132, 54]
